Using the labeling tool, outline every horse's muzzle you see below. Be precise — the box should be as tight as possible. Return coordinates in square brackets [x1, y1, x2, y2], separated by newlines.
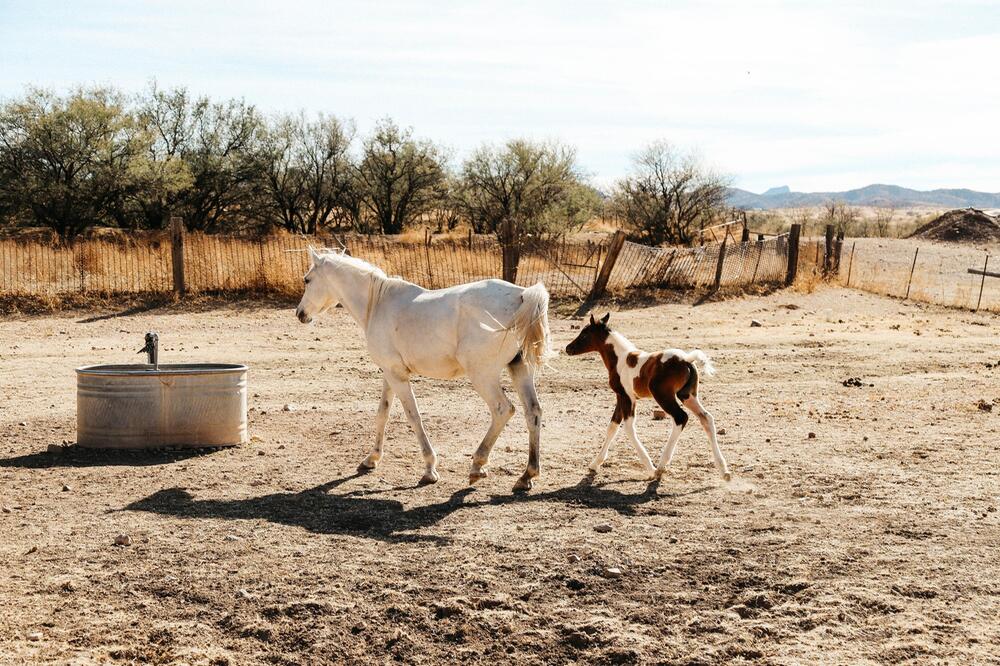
[296, 308, 311, 324]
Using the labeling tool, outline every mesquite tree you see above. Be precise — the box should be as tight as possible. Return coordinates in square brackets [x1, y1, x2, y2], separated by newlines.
[612, 141, 730, 245]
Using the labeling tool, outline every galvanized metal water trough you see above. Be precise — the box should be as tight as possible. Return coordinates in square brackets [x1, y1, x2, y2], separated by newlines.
[76, 333, 248, 449]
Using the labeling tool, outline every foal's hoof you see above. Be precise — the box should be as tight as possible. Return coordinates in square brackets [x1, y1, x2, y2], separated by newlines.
[419, 470, 440, 485]
[468, 469, 489, 485]
[723, 472, 732, 482]
[357, 459, 378, 474]
[512, 475, 534, 492]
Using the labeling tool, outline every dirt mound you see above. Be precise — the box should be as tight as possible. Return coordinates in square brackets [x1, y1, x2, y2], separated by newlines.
[909, 208, 1000, 243]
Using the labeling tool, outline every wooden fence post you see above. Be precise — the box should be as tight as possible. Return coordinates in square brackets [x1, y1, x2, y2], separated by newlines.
[785, 224, 801, 286]
[712, 236, 728, 291]
[741, 225, 750, 243]
[585, 230, 627, 303]
[500, 219, 519, 283]
[834, 230, 844, 273]
[170, 216, 185, 297]
[904, 247, 920, 299]
[823, 224, 834, 275]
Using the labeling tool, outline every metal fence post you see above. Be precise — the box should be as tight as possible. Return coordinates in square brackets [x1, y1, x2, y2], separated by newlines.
[904, 247, 920, 299]
[170, 216, 185, 297]
[975, 254, 989, 311]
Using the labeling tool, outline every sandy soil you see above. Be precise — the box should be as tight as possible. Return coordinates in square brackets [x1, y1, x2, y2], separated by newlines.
[1, 287, 998, 665]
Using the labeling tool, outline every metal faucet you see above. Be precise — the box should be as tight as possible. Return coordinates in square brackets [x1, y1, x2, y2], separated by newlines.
[138, 332, 159, 369]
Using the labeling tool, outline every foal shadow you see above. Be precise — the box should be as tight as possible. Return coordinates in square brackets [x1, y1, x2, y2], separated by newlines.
[124, 471, 712, 544]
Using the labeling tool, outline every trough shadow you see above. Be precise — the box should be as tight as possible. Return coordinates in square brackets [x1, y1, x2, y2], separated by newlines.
[123, 472, 712, 545]
[0, 446, 223, 469]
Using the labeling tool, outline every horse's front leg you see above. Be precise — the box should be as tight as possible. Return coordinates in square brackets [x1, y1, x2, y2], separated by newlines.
[385, 373, 439, 485]
[508, 356, 542, 491]
[358, 378, 395, 472]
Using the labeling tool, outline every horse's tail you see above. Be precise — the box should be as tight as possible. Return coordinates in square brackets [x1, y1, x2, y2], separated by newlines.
[512, 282, 554, 372]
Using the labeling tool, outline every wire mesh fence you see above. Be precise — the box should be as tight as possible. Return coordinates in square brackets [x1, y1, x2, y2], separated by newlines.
[839, 238, 999, 312]
[606, 236, 790, 292]
[1, 228, 792, 304]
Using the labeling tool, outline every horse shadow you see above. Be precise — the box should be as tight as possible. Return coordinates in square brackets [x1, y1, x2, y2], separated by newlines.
[124, 472, 712, 545]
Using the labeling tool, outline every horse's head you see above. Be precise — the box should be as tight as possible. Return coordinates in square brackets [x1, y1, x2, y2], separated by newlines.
[565, 312, 611, 355]
[295, 248, 339, 324]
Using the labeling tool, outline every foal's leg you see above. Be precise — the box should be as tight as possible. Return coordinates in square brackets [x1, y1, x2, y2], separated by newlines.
[621, 398, 656, 476]
[468, 372, 515, 485]
[359, 378, 394, 472]
[384, 373, 439, 485]
[682, 395, 731, 481]
[651, 389, 688, 480]
[508, 356, 542, 491]
[588, 402, 623, 474]
[654, 423, 684, 480]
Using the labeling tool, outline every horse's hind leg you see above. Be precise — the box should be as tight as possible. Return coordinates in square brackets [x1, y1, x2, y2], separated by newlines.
[359, 378, 394, 472]
[385, 373, 439, 485]
[468, 372, 515, 485]
[682, 395, 731, 481]
[508, 355, 542, 491]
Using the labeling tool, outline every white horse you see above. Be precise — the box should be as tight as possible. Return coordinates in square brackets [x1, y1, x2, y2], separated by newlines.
[295, 248, 553, 491]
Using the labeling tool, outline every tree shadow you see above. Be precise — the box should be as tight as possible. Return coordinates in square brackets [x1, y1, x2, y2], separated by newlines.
[0, 446, 224, 469]
[123, 472, 713, 545]
[76, 300, 170, 323]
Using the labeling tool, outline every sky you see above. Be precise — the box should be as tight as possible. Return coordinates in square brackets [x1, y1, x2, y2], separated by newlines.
[1, 0, 999, 193]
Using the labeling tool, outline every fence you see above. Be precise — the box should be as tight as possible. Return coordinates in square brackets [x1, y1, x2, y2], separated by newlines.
[0, 223, 796, 304]
[838, 237, 1000, 312]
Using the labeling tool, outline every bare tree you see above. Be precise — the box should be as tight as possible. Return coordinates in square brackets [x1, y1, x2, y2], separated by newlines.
[355, 118, 447, 235]
[873, 206, 896, 237]
[612, 141, 730, 245]
[257, 113, 354, 234]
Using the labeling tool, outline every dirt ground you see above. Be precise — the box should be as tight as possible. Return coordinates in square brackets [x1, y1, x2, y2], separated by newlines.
[1, 287, 998, 665]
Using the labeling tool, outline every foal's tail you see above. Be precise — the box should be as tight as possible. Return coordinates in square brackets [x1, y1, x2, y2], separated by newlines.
[679, 349, 716, 377]
[512, 283, 554, 372]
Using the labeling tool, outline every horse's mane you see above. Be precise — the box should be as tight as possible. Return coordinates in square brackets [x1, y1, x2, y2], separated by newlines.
[316, 250, 388, 280]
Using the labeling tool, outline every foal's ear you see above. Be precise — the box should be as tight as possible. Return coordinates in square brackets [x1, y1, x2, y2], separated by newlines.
[600, 312, 611, 325]
[589, 313, 597, 325]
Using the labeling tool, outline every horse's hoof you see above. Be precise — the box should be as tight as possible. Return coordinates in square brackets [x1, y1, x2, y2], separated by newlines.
[512, 476, 533, 492]
[468, 470, 488, 485]
[723, 472, 732, 482]
[357, 461, 377, 473]
[419, 471, 439, 485]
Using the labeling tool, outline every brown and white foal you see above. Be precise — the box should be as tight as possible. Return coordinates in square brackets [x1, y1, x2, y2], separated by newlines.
[565, 313, 731, 481]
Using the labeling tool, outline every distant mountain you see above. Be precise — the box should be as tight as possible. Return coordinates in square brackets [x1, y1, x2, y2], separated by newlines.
[727, 184, 1000, 209]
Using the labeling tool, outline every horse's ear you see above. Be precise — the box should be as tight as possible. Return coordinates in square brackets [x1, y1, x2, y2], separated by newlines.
[600, 312, 611, 325]
[589, 313, 597, 325]
[308, 246, 320, 264]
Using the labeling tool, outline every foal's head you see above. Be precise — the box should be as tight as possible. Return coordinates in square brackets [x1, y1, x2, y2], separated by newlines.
[295, 248, 339, 324]
[565, 313, 612, 356]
